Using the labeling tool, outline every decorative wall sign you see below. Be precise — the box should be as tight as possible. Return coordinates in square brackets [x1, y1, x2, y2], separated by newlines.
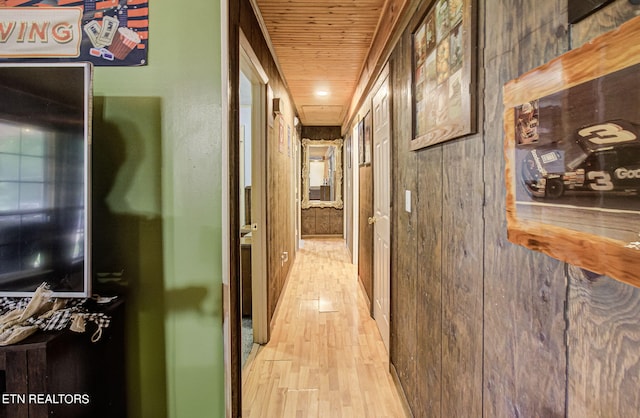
[503, 16, 640, 288]
[411, 0, 476, 150]
[0, 1, 149, 66]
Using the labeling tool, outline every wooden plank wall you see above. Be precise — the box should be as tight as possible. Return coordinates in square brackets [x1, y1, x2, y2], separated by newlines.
[388, 0, 640, 416]
[482, 1, 569, 417]
[301, 126, 341, 140]
[567, 3, 640, 418]
[237, 0, 297, 330]
[301, 207, 343, 236]
[267, 114, 295, 320]
[390, 0, 486, 414]
[389, 25, 419, 412]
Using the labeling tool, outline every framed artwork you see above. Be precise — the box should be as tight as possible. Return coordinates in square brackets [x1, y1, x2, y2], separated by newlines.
[503, 16, 640, 288]
[278, 116, 285, 154]
[364, 111, 372, 165]
[411, 0, 477, 151]
[568, 0, 615, 23]
[267, 85, 274, 128]
[346, 133, 352, 169]
[287, 124, 292, 157]
[0, 1, 149, 66]
[358, 118, 365, 166]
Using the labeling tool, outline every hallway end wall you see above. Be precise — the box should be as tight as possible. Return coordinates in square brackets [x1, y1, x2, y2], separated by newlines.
[300, 126, 345, 237]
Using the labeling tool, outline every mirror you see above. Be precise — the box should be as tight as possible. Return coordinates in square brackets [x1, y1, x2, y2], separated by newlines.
[301, 138, 343, 209]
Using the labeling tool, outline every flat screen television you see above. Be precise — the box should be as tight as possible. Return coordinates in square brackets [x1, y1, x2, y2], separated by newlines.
[0, 63, 92, 298]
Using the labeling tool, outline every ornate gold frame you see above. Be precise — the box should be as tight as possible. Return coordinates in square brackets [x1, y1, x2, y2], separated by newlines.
[301, 138, 343, 209]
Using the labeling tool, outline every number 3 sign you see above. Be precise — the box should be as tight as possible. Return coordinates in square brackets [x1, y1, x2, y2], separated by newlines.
[579, 122, 638, 144]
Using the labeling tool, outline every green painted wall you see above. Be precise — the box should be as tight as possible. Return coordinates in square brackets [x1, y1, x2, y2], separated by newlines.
[92, 2, 225, 417]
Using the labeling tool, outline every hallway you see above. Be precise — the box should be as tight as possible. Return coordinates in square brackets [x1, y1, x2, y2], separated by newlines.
[241, 238, 407, 417]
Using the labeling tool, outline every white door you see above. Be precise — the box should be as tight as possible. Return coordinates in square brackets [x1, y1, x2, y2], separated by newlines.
[372, 76, 391, 352]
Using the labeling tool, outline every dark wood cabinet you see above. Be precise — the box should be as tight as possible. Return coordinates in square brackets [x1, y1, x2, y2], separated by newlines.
[0, 301, 126, 418]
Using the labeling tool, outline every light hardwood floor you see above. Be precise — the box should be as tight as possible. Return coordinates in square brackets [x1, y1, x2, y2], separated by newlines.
[242, 238, 408, 417]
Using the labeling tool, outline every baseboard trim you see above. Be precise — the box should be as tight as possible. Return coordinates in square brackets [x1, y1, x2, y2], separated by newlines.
[357, 275, 372, 315]
[389, 362, 414, 418]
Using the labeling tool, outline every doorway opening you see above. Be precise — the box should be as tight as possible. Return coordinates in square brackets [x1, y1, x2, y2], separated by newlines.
[239, 33, 269, 368]
[372, 69, 391, 353]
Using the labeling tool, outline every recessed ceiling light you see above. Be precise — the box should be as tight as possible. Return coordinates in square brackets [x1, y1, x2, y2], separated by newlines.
[316, 90, 329, 96]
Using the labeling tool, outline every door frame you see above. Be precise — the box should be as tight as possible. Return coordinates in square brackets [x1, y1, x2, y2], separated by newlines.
[294, 130, 301, 251]
[351, 123, 360, 266]
[371, 63, 392, 352]
[240, 30, 269, 344]
[223, 24, 270, 418]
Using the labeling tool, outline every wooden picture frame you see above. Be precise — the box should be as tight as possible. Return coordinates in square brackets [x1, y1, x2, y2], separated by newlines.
[568, 0, 615, 23]
[411, 0, 476, 150]
[278, 116, 285, 154]
[358, 118, 365, 166]
[364, 111, 372, 165]
[504, 16, 640, 288]
[346, 132, 352, 169]
[267, 84, 274, 128]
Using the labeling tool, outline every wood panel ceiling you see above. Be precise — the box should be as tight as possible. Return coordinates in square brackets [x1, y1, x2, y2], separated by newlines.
[254, 0, 387, 126]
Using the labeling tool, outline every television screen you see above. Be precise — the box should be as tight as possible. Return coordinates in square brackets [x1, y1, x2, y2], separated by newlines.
[0, 63, 92, 297]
